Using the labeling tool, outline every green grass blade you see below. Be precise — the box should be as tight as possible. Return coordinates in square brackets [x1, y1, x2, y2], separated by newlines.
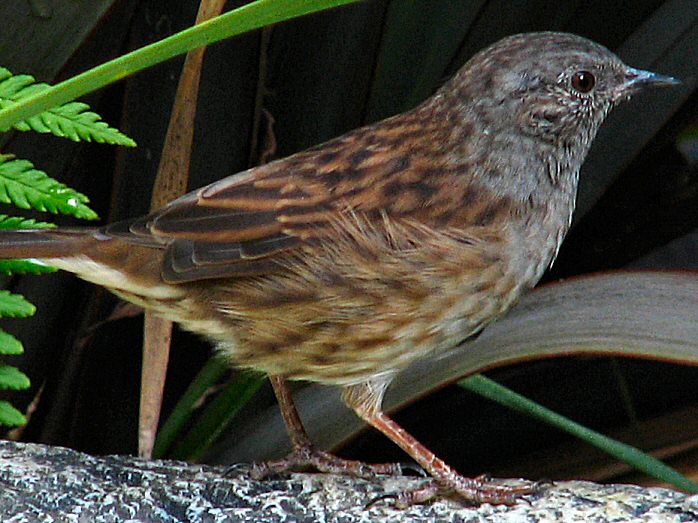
[0, 0, 362, 131]
[459, 374, 698, 493]
[153, 357, 229, 459]
[170, 371, 265, 461]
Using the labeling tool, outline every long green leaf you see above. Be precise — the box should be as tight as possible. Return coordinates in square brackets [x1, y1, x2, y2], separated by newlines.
[459, 374, 698, 493]
[171, 372, 265, 461]
[0, 0, 362, 131]
[153, 357, 229, 459]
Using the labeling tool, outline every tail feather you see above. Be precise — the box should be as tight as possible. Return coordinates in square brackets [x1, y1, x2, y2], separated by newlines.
[0, 227, 182, 304]
[0, 228, 99, 260]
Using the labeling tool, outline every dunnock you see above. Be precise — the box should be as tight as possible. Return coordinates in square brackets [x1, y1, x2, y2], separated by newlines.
[0, 32, 677, 505]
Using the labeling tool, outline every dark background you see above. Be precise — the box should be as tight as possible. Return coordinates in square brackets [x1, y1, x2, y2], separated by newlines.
[1, 0, 697, 486]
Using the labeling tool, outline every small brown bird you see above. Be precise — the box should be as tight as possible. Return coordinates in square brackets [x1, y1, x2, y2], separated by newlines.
[0, 32, 677, 504]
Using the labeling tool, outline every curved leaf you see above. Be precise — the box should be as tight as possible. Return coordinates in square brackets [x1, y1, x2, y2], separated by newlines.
[153, 357, 229, 459]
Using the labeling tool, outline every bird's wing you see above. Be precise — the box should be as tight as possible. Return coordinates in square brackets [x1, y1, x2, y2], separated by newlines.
[106, 112, 494, 283]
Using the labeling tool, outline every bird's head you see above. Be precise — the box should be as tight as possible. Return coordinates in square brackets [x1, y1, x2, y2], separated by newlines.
[447, 32, 678, 149]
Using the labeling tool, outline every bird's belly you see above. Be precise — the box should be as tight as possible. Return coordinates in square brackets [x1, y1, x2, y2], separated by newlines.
[214, 265, 526, 386]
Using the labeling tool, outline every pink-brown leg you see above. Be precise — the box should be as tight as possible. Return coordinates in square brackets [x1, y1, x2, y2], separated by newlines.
[343, 381, 538, 506]
[251, 376, 404, 480]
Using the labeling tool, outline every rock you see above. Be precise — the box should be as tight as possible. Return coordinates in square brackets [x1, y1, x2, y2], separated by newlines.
[0, 440, 696, 522]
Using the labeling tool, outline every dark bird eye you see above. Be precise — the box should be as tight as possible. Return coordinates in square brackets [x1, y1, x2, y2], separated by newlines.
[571, 70, 595, 93]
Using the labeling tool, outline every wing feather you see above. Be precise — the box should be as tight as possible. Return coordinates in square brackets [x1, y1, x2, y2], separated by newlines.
[103, 108, 490, 283]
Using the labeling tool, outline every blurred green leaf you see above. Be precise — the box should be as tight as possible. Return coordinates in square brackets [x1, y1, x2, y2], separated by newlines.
[0, 330, 23, 355]
[154, 357, 229, 459]
[0, 290, 36, 318]
[0, 400, 26, 426]
[0, 259, 56, 275]
[0, 364, 30, 390]
[171, 371, 265, 461]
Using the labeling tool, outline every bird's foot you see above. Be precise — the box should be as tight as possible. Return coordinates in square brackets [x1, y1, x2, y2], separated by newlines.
[250, 444, 416, 480]
[375, 474, 544, 508]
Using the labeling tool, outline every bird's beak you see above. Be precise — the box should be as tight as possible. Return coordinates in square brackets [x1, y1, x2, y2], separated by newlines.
[614, 67, 680, 102]
[625, 67, 680, 88]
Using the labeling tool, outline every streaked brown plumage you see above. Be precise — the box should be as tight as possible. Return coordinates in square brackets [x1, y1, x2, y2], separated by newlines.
[0, 32, 677, 504]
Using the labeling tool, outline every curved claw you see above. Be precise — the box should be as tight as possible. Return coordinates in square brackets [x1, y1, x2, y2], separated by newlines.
[398, 462, 427, 477]
[364, 492, 399, 510]
[223, 463, 251, 477]
[373, 476, 541, 508]
[475, 472, 493, 482]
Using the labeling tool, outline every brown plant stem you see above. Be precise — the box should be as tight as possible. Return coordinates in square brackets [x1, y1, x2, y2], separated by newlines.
[139, 0, 227, 459]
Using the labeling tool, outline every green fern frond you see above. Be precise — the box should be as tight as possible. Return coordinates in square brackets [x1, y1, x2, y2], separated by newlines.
[0, 290, 36, 318]
[0, 214, 58, 274]
[0, 364, 30, 390]
[0, 259, 56, 275]
[0, 401, 26, 426]
[0, 154, 98, 220]
[0, 66, 135, 147]
[0, 330, 23, 355]
[0, 214, 55, 229]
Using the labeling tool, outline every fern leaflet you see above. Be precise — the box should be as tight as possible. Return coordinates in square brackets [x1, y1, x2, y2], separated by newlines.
[0, 290, 36, 318]
[0, 364, 30, 390]
[0, 66, 136, 147]
[0, 154, 98, 220]
[0, 330, 23, 355]
[0, 401, 25, 426]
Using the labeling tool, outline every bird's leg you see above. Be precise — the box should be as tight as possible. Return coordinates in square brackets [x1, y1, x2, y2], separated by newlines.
[342, 380, 538, 506]
[250, 375, 403, 479]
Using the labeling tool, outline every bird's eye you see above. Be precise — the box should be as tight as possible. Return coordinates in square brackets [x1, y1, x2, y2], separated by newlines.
[571, 70, 595, 93]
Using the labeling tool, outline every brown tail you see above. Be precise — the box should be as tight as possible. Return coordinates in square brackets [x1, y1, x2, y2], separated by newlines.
[0, 228, 100, 260]
[0, 227, 177, 303]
